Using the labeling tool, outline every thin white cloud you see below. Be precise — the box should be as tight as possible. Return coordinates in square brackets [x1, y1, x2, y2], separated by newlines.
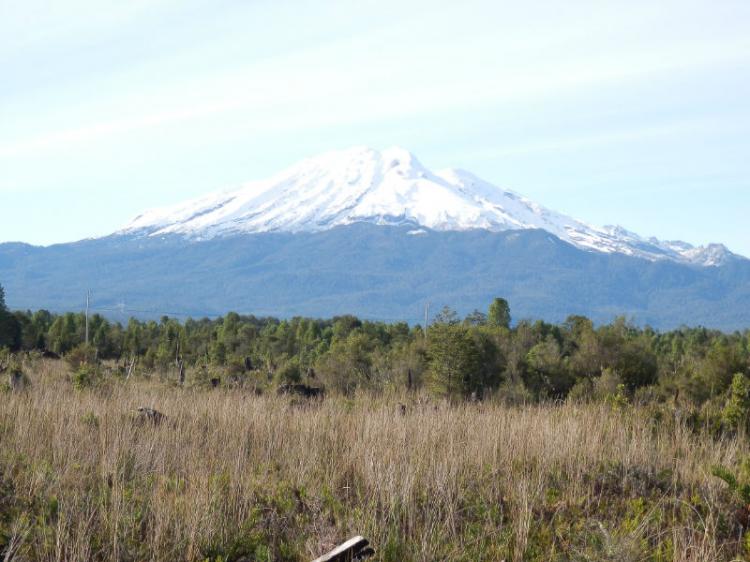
[2, 28, 747, 160]
[465, 120, 727, 159]
[1, 0, 749, 258]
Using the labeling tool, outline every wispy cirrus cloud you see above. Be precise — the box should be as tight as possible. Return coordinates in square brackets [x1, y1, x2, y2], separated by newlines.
[1, 0, 748, 252]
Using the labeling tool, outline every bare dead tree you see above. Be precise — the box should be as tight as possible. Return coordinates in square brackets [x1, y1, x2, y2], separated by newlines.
[125, 355, 136, 380]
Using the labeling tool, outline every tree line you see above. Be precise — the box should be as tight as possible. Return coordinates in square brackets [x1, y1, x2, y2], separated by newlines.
[2, 285, 750, 415]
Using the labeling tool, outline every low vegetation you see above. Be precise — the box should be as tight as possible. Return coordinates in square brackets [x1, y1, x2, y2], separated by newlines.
[2, 285, 750, 560]
[0, 358, 749, 561]
[1, 293, 749, 414]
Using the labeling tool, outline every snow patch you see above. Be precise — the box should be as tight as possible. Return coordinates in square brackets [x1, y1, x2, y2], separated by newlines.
[118, 146, 739, 267]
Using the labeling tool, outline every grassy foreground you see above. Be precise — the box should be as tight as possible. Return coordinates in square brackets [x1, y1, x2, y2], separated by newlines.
[1, 360, 749, 561]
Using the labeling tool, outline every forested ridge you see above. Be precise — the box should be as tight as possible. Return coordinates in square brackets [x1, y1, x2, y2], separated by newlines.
[3, 283, 749, 422]
[3, 226, 750, 332]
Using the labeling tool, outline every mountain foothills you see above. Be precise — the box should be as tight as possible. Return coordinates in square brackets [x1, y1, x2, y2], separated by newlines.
[1, 147, 748, 329]
[1, 288, 749, 407]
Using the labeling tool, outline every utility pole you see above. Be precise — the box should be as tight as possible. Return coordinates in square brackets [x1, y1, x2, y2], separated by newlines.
[424, 302, 430, 336]
[85, 289, 90, 346]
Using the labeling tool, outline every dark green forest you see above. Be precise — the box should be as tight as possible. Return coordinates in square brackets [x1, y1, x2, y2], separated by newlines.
[3, 282, 750, 428]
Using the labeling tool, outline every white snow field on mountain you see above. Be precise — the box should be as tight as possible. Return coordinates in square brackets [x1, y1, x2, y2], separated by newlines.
[121, 147, 735, 267]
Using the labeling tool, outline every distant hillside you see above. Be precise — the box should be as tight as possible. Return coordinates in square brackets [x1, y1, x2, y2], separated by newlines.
[1, 225, 748, 329]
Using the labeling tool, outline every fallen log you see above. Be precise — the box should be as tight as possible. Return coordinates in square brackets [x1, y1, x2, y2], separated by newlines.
[312, 536, 374, 562]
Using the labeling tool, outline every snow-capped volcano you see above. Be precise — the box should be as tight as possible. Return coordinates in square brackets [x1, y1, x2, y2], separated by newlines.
[121, 146, 736, 266]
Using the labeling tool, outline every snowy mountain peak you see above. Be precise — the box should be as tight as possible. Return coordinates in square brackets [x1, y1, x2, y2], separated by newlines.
[120, 146, 740, 267]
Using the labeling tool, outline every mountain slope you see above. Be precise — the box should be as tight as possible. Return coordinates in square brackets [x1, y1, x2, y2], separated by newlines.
[120, 146, 738, 266]
[1, 225, 750, 330]
[1, 147, 747, 329]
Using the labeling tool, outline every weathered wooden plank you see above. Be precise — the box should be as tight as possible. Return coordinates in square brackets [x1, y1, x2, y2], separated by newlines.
[312, 536, 372, 562]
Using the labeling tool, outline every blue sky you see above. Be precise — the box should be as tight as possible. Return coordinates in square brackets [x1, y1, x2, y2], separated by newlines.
[1, 0, 749, 255]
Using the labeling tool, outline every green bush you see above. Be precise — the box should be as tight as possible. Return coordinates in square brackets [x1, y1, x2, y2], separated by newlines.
[712, 457, 750, 505]
[81, 411, 100, 429]
[495, 378, 532, 405]
[567, 378, 594, 403]
[594, 369, 624, 402]
[606, 384, 630, 410]
[275, 357, 301, 385]
[72, 365, 100, 390]
[0, 352, 30, 392]
[65, 343, 97, 370]
[722, 373, 750, 431]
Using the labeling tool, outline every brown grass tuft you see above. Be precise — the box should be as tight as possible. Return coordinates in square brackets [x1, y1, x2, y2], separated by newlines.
[0, 360, 747, 561]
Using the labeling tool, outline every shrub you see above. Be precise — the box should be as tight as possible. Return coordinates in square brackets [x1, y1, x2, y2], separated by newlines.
[275, 357, 301, 385]
[567, 378, 594, 403]
[0, 352, 30, 392]
[722, 373, 750, 431]
[72, 365, 99, 390]
[593, 368, 624, 402]
[65, 343, 97, 370]
[712, 457, 750, 505]
[495, 378, 532, 405]
[606, 384, 630, 410]
[81, 411, 100, 429]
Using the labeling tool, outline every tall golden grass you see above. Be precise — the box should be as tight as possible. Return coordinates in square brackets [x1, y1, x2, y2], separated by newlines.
[0, 360, 746, 561]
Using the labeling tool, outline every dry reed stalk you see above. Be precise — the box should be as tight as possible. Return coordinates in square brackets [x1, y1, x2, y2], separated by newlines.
[0, 361, 746, 561]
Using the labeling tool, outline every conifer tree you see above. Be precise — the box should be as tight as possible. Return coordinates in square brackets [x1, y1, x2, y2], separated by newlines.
[427, 323, 482, 399]
[488, 297, 511, 329]
[0, 283, 21, 350]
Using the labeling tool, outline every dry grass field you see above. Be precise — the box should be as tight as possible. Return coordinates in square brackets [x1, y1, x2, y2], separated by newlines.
[1, 359, 749, 561]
